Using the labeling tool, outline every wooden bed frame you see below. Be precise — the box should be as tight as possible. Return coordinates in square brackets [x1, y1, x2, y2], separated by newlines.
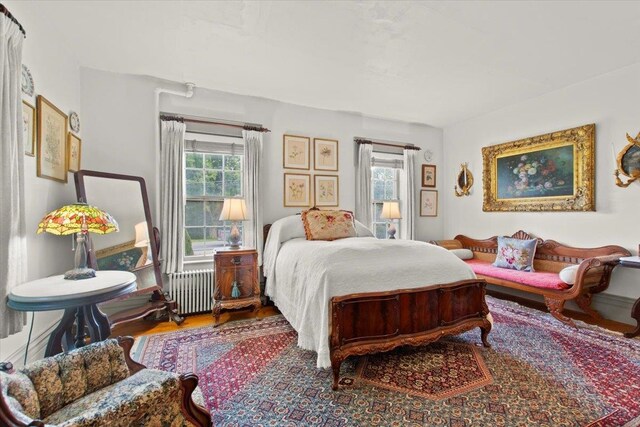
[263, 224, 492, 390]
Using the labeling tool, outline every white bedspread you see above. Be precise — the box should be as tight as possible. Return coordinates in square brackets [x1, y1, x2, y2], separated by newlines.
[263, 225, 476, 368]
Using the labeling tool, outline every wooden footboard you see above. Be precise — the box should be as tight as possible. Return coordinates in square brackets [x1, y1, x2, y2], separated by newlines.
[329, 279, 491, 390]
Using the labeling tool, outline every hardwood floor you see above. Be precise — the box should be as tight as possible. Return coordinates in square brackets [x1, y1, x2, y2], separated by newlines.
[110, 294, 633, 339]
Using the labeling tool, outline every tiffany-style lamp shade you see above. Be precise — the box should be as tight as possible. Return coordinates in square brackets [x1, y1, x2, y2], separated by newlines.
[37, 203, 119, 280]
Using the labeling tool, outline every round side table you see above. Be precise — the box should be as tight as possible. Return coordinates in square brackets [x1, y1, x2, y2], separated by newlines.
[8, 271, 136, 357]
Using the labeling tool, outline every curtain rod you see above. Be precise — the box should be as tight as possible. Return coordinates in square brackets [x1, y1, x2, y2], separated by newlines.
[0, 4, 26, 36]
[160, 114, 270, 133]
[354, 138, 421, 151]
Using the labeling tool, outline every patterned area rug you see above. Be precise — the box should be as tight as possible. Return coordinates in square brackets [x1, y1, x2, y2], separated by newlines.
[133, 297, 640, 426]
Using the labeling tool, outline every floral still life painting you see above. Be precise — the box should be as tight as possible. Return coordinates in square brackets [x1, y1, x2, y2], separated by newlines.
[284, 173, 310, 207]
[314, 175, 339, 207]
[497, 145, 574, 199]
[482, 124, 595, 212]
[283, 134, 310, 170]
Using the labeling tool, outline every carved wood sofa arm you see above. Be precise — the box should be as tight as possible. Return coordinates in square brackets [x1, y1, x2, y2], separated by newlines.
[570, 253, 629, 296]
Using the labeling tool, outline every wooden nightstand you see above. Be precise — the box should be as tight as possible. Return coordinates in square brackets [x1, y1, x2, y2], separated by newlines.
[212, 248, 261, 326]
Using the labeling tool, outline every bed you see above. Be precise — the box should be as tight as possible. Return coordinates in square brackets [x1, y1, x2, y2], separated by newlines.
[263, 215, 492, 389]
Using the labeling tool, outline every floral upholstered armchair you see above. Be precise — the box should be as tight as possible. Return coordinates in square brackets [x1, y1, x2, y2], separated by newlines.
[0, 337, 211, 427]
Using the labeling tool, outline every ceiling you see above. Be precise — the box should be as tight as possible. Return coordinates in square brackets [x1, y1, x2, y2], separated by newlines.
[17, 1, 640, 127]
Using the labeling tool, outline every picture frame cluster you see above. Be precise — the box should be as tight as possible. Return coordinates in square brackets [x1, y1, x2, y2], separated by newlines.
[420, 164, 438, 217]
[283, 134, 339, 207]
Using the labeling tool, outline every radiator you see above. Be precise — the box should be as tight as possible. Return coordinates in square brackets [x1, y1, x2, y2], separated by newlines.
[167, 269, 214, 315]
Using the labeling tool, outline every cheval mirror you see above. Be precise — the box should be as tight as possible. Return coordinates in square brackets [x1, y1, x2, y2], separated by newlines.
[75, 170, 183, 327]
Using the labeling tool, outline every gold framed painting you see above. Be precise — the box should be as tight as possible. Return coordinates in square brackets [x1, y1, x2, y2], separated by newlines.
[22, 100, 36, 156]
[313, 138, 338, 171]
[67, 132, 82, 172]
[314, 175, 339, 207]
[482, 124, 595, 212]
[37, 95, 68, 183]
[284, 173, 310, 207]
[420, 190, 438, 217]
[283, 134, 310, 170]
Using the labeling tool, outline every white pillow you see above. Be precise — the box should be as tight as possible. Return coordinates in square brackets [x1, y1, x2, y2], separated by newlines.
[450, 249, 474, 260]
[559, 265, 579, 285]
[354, 220, 374, 238]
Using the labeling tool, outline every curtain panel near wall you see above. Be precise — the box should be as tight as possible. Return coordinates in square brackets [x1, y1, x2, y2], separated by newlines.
[242, 130, 263, 264]
[0, 14, 26, 338]
[400, 148, 416, 240]
[160, 119, 186, 274]
[355, 143, 373, 230]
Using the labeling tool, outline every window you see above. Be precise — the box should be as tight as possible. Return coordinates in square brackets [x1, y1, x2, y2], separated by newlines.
[184, 138, 243, 259]
[371, 166, 400, 239]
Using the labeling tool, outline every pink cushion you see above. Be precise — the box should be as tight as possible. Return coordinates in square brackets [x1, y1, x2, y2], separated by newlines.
[465, 259, 570, 290]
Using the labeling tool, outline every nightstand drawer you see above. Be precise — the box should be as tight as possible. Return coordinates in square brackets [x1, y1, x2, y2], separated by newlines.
[214, 253, 255, 269]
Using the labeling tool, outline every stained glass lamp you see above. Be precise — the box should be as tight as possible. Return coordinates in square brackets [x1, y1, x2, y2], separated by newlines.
[37, 203, 119, 280]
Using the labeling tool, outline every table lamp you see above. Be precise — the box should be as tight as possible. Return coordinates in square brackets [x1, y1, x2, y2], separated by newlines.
[37, 203, 119, 280]
[380, 201, 401, 239]
[219, 198, 247, 249]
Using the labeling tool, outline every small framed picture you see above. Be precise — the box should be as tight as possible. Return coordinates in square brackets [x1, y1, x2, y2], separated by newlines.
[37, 95, 68, 183]
[422, 164, 436, 188]
[313, 138, 338, 171]
[420, 190, 438, 217]
[67, 133, 82, 172]
[283, 134, 310, 170]
[314, 175, 339, 207]
[22, 100, 36, 156]
[284, 173, 311, 207]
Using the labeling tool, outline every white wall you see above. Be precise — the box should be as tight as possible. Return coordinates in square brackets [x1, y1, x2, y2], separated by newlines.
[1, 1, 80, 363]
[443, 63, 640, 323]
[80, 68, 445, 246]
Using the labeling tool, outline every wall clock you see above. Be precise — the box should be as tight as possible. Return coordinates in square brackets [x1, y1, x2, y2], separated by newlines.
[21, 64, 34, 96]
[69, 111, 80, 133]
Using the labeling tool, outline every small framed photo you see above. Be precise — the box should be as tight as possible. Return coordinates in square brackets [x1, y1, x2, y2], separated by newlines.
[284, 173, 311, 207]
[37, 95, 68, 183]
[283, 134, 310, 170]
[67, 133, 82, 172]
[313, 138, 338, 171]
[22, 100, 36, 156]
[420, 190, 438, 217]
[314, 175, 339, 207]
[422, 164, 436, 188]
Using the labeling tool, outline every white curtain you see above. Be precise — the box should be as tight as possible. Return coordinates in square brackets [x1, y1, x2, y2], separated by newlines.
[242, 130, 263, 264]
[160, 119, 186, 274]
[400, 148, 416, 240]
[355, 143, 373, 230]
[0, 15, 26, 338]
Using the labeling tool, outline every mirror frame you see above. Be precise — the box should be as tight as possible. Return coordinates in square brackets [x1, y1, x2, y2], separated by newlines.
[74, 170, 163, 290]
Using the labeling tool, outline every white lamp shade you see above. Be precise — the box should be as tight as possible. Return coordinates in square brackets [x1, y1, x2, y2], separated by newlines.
[134, 222, 150, 248]
[219, 198, 248, 221]
[380, 201, 402, 220]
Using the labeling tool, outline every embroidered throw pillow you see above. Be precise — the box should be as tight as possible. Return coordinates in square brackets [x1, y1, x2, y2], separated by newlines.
[301, 209, 356, 241]
[492, 236, 537, 272]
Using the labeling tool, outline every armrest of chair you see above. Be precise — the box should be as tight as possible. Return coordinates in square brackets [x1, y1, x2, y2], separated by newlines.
[116, 336, 147, 375]
[178, 373, 212, 427]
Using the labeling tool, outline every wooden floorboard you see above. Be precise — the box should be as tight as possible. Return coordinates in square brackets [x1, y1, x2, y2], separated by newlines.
[111, 293, 633, 339]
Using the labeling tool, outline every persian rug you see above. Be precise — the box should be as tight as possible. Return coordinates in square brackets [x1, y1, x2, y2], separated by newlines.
[133, 297, 640, 426]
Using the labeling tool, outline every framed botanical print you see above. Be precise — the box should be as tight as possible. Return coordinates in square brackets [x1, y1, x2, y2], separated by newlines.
[421, 164, 436, 187]
[420, 190, 438, 217]
[482, 124, 595, 212]
[314, 175, 339, 207]
[22, 100, 36, 156]
[284, 173, 311, 207]
[67, 133, 82, 172]
[36, 95, 68, 183]
[283, 134, 310, 170]
[313, 138, 338, 171]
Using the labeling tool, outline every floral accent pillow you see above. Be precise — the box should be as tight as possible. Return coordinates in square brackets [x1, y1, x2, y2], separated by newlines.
[301, 209, 356, 241]
[492, 236, 537, 272]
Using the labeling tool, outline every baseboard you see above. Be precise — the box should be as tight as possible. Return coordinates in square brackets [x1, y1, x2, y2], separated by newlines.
[5, 317, 59, 367]
[487, 285, 636, 325]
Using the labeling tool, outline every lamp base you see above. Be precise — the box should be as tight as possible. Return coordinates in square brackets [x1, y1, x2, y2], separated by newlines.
[387, 223, 397, 239]
[64, 267, 96, 280]
[228, 223, 242, 249]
